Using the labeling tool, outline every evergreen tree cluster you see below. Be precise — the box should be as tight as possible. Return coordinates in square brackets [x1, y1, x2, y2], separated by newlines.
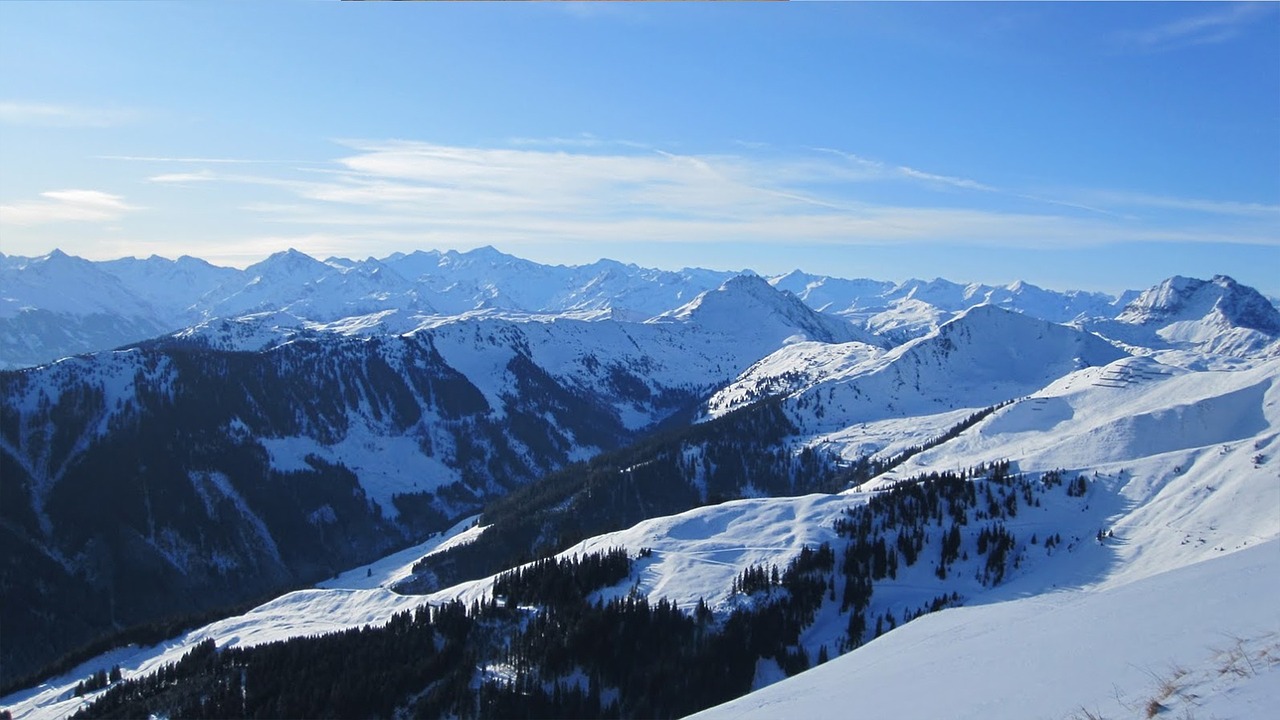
[71, 544, 847, 719]
[73, 666, 121, 697]
[829, 461, 1084, 648]
[492, 547, 632, 609]
[74, 601, 483, 720]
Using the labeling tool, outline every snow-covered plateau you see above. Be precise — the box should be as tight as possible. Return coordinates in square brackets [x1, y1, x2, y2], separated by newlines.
[2, 249, 1278, 719]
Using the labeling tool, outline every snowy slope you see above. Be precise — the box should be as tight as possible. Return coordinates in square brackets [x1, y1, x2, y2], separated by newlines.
[874, 356, 1280, 580]
[708, 305, 1126, 443]
[6, 357, 1278, 720]
[685, 355, 1280, 719]
[692, 538, 1279, 720]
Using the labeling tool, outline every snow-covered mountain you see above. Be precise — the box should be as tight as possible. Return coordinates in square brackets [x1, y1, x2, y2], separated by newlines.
[767, 270, 896, 315]
[1088, 274, 1280, 358]
[384, 246, 737, 318]
[7, 246, 1276, 372]
[8, 349, 1275, 719]
[0, 251, 176, 368]
[814, 276, 1130, 343]
[3, 256, 1278, 718]
[97, 254, 241, 325]
[202, 249, 435, 322]
[651, 273, 873, 347]
[690, 354, 1280, 720]
[708, 304, 1126, 440]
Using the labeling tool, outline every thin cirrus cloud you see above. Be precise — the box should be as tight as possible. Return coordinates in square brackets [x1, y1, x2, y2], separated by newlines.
[0, 189, 140, 226]
[811, 147, 995, 191]
[894, 166, 996, 193]
[130, 139, 1278, 251]
[291, 140, 846, 222]
[1119, 2, 1277, 52]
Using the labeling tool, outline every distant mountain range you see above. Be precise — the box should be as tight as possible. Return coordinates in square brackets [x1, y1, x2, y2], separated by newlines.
[6, 246, 1276, 369]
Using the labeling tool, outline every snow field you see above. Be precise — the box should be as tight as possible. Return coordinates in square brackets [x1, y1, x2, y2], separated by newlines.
[691, 538, 1280, 720]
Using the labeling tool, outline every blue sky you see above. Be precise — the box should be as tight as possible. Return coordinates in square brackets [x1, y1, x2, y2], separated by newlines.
[1, 2, 1277, 296]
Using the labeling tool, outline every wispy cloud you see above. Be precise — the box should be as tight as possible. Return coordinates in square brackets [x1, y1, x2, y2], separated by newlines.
[1120, 3, 1276, 52]
[895, 166, 995, 192]
[811, 148, 997, 191]
[0, 101, 139, 127]
[0, 189, 140, 225]
[73, 138, 1276, 255]
[1082, 190, 1280, 218]
[149, 170, 218, 184]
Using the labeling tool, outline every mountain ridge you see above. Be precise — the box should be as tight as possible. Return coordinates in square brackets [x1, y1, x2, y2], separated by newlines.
[9, 247, 1247, 369]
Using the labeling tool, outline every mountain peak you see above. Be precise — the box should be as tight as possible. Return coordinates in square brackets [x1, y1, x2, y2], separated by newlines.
[1118, 274, 1280, 333]
[274, 247, 312, 260]
[462, 245, 517, 262]
[658, 273, 864, 345]
[37, 248, 83, 268]
[720, 272, 767, 290]
[246, 248, 327, 276]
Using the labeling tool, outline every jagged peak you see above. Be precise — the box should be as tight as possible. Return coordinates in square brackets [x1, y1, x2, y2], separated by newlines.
[720, 271, 767, 288]
[27, 248, 100, 273]
[30, 248, 96, 270]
